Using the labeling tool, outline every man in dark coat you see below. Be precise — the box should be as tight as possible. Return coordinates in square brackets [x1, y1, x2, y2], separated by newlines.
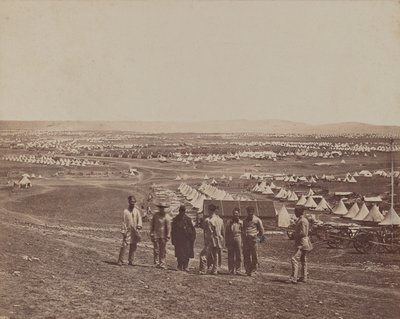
[171, 205, 196, 271]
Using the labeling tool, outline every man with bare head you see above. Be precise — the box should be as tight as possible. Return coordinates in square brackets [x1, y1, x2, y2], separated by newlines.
[290, 206, 313, 284]
[225, 207, 243, 275]
[242, 206, 264, 276]
[199, 203, 225, 275]
[117, 195, 142, 266]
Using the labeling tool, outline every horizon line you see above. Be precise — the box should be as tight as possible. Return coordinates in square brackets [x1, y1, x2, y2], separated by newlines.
[0, 119, 399, 127]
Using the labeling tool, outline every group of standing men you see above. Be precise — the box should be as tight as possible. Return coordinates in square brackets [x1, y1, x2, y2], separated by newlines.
[117, 196, 196, 271]
[117, 195, 312, 283]
[200, 203, 265, 276]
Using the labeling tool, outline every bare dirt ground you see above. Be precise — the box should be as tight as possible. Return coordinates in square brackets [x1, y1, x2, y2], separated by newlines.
[0, 157, 399, 318]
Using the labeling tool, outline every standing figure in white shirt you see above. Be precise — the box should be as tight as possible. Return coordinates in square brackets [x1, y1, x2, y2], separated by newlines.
[117, 195, 142, 266]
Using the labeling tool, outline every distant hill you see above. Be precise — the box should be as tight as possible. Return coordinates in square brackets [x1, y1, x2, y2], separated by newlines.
[0, 120, 399, 135]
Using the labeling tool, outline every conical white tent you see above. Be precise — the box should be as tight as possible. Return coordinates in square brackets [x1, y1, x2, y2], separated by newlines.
[343, 202, 359, 219]
[348, 176, 357, 183]
[296, 195, 307, 206]
[288, 176, 296, 183]
[210, 179, 218, 186]
[275, 188, 287, 199]
[270, 182, 277, 189]
[307, 188, 315, 197]
[277, 204, 291, 228]
[352, 203, 369, 221]
[19, 176, 32, 188]
[315, 197, 332, 212]
[309, 177, 317, 183]
[287, 191, 299, 202]
[262, 185, 274, 195]
[333, 199, 348, 215]
[364, 204, 384, 223]
[304, 196, 317, 209]
[379, 207, 400, 225]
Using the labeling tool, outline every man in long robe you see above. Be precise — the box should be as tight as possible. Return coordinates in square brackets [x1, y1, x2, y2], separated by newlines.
[171, 205, 196, 271]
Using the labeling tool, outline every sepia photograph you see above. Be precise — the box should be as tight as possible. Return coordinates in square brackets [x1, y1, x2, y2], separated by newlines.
[0, 0, 399, 318]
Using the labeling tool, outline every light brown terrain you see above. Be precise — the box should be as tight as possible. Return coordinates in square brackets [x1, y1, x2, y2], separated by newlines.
[0, 157, 399, 319]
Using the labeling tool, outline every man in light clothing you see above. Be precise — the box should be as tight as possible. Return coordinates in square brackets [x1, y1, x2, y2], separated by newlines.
[150, 202, 172, 269]
[225, 208, 243, 275]
[199, 203, 225, 275]
[242, 206, 264, 276]
[117, 195, 142, 266]
[290, 206, 313, 284]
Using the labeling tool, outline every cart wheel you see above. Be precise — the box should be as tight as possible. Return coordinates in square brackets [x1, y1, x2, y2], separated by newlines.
[353, 233, 374, 254]
[286, 230, 294, 240]
[381, 233, 400, 253]
[326, 229, 345, 249]
[310, 227, 325, 243]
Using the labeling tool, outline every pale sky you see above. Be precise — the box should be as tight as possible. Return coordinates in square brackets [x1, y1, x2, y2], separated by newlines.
[0, 0, 399, 125]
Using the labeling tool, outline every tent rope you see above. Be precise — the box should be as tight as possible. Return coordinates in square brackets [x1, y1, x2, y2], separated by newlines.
[255, 200, 260, 216]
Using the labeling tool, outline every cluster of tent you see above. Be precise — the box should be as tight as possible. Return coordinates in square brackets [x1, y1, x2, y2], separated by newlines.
[177, 182, 242, 212]
[270, 140, 399, 156]
[319, 173, 357, 183]
[3, 155, 100, 167]
[275, 200, 400, 228]
[198, 183, 234, 201]
[174, 174, 232, 182]
[26, 139, 80, 154]
[177, 183, 207, 212]
[172, 151, 279, 165]
[237, 151, 277, 160]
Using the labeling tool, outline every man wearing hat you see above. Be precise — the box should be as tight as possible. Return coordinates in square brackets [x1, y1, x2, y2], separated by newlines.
[171, 205, 196, 271]
[117, 195, 142, 266]
[290, 206, 313, 284]
[242, 205, 264, 276]
[150, 201, 172, 269]
[199, 203, 225, 275]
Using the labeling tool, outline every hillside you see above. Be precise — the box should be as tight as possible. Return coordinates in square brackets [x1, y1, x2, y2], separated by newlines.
[0, 120, 399, 135]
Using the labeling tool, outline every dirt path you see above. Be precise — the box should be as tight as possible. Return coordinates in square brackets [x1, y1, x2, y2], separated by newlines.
[1, 169, 400, 318]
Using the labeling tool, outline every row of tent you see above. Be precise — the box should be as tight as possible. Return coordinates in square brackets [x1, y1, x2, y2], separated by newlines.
[247, 169, 399, 184]
[252, 183, 330, 208]
[276, 201, 400, 227]
[270, 140, 399, 153]
[177, 183, 207, 212]
[178, 182, 247, 212]
[175, 175, 233, 182]
[255, 181, 400, 225]
[330, 200, 400, 225]
[3, 155, 100, 167]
